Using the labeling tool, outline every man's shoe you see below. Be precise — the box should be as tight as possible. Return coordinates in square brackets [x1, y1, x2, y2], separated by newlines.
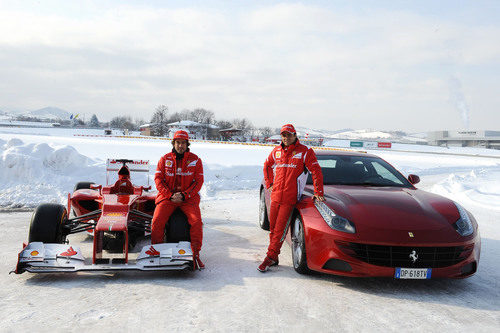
[258, 256, 276, 272]
[193, 252, 205, 270]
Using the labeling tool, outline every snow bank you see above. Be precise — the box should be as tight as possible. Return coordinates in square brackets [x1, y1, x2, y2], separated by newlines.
[0, 139, 103, 208]
[0, 139, 264, 208]
[202, 164, 262, 198]
[1, 134, 499, 210]
[431, 169, 500, 211]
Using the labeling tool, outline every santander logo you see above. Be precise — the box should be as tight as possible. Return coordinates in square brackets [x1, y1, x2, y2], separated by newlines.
[145, 246, 160, 256]
[59, 247, 77, 257]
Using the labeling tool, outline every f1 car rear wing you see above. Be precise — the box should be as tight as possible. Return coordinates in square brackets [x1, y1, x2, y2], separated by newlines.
[106, 159, 150, 186]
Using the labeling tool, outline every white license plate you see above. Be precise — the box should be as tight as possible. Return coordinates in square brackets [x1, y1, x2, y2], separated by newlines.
[395, 268, 432, 279]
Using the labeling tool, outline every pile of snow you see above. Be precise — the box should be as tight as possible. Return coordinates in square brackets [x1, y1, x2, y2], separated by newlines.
[202, 165, 262, 197]
[0, 138, 265, 208]
[431, 169, 500, 210]
[1, 130, 499, 210]
[0, 139, 102, 208]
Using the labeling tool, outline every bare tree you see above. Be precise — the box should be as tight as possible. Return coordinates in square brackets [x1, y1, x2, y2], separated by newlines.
[167, 112, 182, 123]
[232, 118, 253, 130]
[151, 105, 169, 136]
[191, 108, 215, 124]
[179, 109, 192, 121]
[134, 118, 145, 129]
[110, 116, 134, 130]
[216, 120, 232, 129]
[260, 126, 273, 138]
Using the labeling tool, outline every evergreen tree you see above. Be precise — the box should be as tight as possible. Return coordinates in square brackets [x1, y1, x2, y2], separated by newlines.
[89, 114, 99, 127]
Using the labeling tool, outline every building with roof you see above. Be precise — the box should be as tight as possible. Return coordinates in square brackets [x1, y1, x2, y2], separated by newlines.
[167, 120, 219, 140]
[428, 130, 500, 149]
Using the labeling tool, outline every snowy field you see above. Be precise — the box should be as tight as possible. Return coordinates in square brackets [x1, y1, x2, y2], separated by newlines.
[0, 127, 499, 332]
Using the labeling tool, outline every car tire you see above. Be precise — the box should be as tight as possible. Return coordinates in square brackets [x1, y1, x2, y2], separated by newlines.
[165, 208, 191, 243]
[28, 203, 68, 243]
[259, 189, 270, 231]
[291, 214, 311, 274]
[74, 181, 95, 192]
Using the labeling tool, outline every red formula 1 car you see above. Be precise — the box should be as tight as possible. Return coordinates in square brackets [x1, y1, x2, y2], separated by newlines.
[14, 159, 194, 274]
[259, 151, 481, 279]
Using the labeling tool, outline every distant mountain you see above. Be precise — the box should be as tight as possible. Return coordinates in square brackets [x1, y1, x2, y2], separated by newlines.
[24, 107, 72, 120]
[0, 107, 29, 115]
[295, 126, 354, 138]
[295, 127, 425, 143]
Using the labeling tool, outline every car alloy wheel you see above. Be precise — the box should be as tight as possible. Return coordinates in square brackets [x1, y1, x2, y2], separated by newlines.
[291, 215, 310, 274]
[259, 190, 270, 230]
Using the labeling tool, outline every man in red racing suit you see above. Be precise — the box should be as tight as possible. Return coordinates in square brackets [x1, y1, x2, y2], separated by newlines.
[151, 130, 204, 269]
[258, 124, 324, 272]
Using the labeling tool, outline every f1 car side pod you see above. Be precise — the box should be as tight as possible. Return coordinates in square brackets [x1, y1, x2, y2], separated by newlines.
[12, 242, 194, 274]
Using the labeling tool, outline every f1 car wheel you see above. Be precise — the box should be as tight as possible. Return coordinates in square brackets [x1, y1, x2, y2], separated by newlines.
[291, 215, 310, 274]
[73, 181, 95, 192]
[165, 209, 191, 243]
[259, 190, 270, 231]
[28, 203, 68, 243]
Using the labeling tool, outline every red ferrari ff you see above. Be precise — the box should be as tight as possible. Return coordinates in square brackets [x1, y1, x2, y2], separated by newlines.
[259, 150, 480, 279]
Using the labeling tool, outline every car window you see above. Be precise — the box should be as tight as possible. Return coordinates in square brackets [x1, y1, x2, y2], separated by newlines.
[370, 161, 405, 185]
[318, 159, 337, 168]
[306, 155, 411, 187]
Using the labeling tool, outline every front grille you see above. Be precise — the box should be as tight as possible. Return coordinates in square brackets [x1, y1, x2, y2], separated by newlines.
[338, 242, 472, 268]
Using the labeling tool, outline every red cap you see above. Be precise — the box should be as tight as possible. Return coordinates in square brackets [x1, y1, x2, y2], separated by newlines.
[280, 124, 296, 134]
[173, 130, 189, 141]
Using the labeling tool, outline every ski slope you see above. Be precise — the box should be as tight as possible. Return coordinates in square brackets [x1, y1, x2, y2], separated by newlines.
[0, 127, 499, 331]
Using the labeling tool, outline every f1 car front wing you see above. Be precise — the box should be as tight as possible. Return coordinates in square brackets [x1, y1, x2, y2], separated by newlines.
[13, 242, 193, 273]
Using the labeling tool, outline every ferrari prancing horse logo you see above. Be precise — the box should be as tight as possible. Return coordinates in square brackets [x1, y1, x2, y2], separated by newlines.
[409, 250, 418, 263]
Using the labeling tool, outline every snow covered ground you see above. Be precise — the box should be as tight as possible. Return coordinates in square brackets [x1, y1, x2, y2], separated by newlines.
[0, 127, 499, 331]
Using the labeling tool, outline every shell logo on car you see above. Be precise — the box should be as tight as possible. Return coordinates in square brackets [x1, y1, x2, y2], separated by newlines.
[105, 212, 126, 217]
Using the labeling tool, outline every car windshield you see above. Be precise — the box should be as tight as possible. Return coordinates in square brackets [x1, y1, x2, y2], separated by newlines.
[306, 155, 412, 187]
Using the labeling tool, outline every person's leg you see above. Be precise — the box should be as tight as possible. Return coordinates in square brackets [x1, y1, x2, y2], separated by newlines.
[268, 201, 279, 245]
[179, 203, 203, 252]
[151, 202, 177, 244]
[179, 202, 204, 269]
[266, 203, 294, 260]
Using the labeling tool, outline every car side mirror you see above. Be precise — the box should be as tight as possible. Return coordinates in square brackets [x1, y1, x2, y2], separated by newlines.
[408, 174, 420, 185]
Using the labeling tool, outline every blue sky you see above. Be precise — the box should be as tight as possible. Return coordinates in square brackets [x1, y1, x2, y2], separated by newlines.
[0, 0, 499, 131]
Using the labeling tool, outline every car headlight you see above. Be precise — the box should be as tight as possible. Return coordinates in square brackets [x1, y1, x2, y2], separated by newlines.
[453, 202, 474, 237]
[314, 200, 356, 234]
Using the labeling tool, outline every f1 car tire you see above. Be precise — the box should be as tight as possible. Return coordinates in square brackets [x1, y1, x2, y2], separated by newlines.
[291, 214, 311, 274]
[259, 189, 270, 231]
[73, 181, 95, 192]
[165, 209, 191, 243]
[28, 203, 68, 243]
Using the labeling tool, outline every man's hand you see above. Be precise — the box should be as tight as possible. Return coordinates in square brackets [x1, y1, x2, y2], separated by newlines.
[171, 192, 184, 203]
[313, 194, 325, 202]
